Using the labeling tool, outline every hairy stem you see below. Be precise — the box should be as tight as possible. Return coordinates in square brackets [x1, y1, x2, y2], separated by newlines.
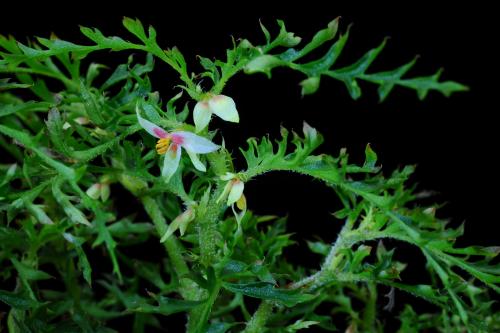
[290, 220, 353, 291]
[198, 186, 225, 267]
[362, 282, 377, 331]
[187, 281, 222, 333]
[241, 301, 274, 333]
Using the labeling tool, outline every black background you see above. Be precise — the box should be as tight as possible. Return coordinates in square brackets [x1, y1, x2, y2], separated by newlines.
[1, 1, 498, 331]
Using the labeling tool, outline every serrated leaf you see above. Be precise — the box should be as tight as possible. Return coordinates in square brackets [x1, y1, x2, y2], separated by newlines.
[11, 258, 52, 281]
[122, 17, 148, 42]
[133, 295, 205, 315]
[284, 18, 339, 62]
[259, 20, 271, 45]
[222, 281, 315, 307]
[51, 178, 91, 227]
[101, 53, 154, 89]
[0, 78, 32, 90]
[0, 101, 52, 118]
[0, 290, 40, 309]
[307, 240, 330, 256]
[286, 319, 320, 332]
[245, 19, 465, 101]
[63, 234, 93, 286]
[363, 143, 378, 169]
[0, 124, 75, 180]
[244, 55, 284, 78]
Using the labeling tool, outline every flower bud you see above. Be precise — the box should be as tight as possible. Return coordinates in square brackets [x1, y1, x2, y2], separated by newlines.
[86, 183, 101, 200]
[100, 183, 110, 202]
[160, 208, 196, 242]
[300, 77, 320, 96]
[227, 179, 245, 206]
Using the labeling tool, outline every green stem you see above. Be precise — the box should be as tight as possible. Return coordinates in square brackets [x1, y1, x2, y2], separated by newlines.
[362, 282, 377, 332]
[241, 301, 274, 333]
[197, 186, 225, 267]
[141, 196, 199, 300]
[186, 281, 222, 333]
[290, 220, 352, 291]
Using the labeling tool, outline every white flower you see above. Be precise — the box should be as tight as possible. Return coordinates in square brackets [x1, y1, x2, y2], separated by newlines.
[85, 182, 111, 202]
[136, 106, 220, 180]
[193, 95, 239, 132]
[218, 173, 246, 211]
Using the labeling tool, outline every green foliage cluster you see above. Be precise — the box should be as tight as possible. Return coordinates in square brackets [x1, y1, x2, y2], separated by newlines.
[0, 17, 497, 333]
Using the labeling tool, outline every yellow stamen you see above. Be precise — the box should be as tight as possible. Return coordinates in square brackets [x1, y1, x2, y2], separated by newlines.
[236, 194, 247, 211]
[156, 138, 171, 155]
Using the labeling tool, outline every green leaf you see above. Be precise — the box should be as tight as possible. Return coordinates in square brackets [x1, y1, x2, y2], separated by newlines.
[46, 107, 71, 156]
[11, 258, 52, 280]
[88, 201, 121, 281]
[0, 78, 32, 90]
[282, 18, 339, 62]
[241, 124, 324, 179]
[363, 143, 378, 169]
[244, 55, 285, 78]
[243, 19, 465, 101]
[16, 38, 92, 60]
[122, 17, 148, 42]
[222, 282, 315, 307]
[63, 233, 93, 286]
[79, 81, 105, 125]
[350, 245, 372, 273]
[396, 68, 469, 100]
[101, 53, 154, 89]
[51, 178, 91, 227]
[0, 290, 40, 309]
[328, 38, 387, 99]
[80, 26, 133, 51]
[0, 124, 75, 180]
[1, 163, 17, 187]
[379, 281, 447, 307]
[307, 240, 330, 256]
[259, 20, 271, 45]
[368, 57, 417, 101]
[26, 203, 54, 225]
[133, 295, 206, 315]
[206, 322, 239, 333]
[71, 124, 141, 163]
[275, 20, 302, 47]
[286, 319, 320, 332]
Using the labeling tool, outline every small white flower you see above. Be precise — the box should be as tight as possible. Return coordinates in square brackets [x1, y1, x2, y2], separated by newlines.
[193, 95, 239, 132]
[136, 106, 220, 180]
[86, 183, 101, 200]
[218, 173, 247, 212]
[85, 182, 111, 202]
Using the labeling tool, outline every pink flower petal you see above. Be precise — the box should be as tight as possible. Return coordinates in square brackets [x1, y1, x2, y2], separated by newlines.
[136, 105, 168, 138]
[175, 131, 220, 154]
